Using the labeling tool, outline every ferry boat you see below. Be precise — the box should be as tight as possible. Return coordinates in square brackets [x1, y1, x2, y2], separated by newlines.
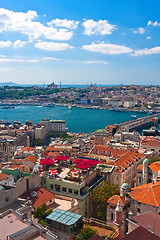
[68, 105, 72, 110]
[131, 115, 137, 119]
[2, 106, 15, 109]
[43, 103, 55, 107]
[0, 119, 12, 125]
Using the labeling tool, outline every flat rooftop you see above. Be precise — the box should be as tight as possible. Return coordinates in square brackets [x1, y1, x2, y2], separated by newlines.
[0, 212, 28, 240]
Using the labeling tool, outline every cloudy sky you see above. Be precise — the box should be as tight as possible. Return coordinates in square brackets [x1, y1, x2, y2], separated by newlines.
[0, 0, 160, 85]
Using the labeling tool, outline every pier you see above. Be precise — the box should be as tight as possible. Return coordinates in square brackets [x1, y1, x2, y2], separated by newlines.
[118, 113, 160, 131]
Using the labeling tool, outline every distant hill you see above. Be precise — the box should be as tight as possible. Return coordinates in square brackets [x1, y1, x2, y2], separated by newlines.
[0, 82, 19, 86]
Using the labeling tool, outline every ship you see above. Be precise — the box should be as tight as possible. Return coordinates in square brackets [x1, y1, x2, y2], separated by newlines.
[131, 115, 137, 119]
[0, 119, 12, 125]
[43, 103, 55, 107]
[2, 106, 15, 109]
[68, 105, 72, 110]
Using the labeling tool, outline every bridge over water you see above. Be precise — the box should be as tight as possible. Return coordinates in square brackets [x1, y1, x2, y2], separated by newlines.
[118, 113, 160, 131]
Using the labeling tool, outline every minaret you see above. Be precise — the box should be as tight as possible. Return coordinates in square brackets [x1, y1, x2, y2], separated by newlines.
[114, 200, 123, 239]
[143, 158, 149, 184]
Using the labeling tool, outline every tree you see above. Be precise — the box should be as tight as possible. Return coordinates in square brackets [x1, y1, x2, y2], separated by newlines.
[33, 204, 53, 225]
[35, 138, 44, 146]
[92, 181, 120, 221]
[76, 226, 97, 240]
[46, 131, 55, 139]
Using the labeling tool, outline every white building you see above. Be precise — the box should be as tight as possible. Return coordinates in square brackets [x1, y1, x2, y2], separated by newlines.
[35, 126, 46, 140]
[41, 119, 66, 137]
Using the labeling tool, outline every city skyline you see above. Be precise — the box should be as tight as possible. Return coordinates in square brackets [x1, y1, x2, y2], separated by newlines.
[0, 0, 160, 85]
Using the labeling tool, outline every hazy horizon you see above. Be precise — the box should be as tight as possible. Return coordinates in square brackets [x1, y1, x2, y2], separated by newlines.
[0, 0, 160, 85]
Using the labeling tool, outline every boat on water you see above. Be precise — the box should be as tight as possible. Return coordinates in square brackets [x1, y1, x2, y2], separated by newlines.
[0, 119, 12, 125]
[131, 115, 137, 119]
[2, 106, 15, 109]
[68, 105, 72, 110]
[43, 103, 55, 107]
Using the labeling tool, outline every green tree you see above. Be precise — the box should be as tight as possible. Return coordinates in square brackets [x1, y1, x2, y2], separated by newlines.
[92, 181, 120, 221]
[33, 204, 53, 225]
[35, 138, 44, 146]
[33, 204, 47, 219]
[46, 131, 55, 139]
[76, 226, 97, 240]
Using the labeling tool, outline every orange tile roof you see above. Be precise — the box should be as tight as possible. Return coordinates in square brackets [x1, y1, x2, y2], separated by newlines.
[142, 137, 160, 148]
[20, 187, 55, 208]
[21, 146, 35, 153]
[149, 162, 160, 175]
[48, 152, 59, 157]
[10, 165, 26, 171]
[130, 182, 160, 206]
[107, 195, 127, 207]
[25, 155, 38, 163]
[137, 164, 143, 171]
[99, 150, 144, 173]
[0, 172, 9, 181]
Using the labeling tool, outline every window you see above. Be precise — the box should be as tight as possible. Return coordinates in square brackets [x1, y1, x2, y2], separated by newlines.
[55, 185, 60, 191]
[74, 190, 78, 195]
[69, 188, 72, 193]
[111, 213, 113, 221]
[50, 184, 53, 189]
[5, 197, 9, 202]
[137, 208, 141, 213]
[62, 187, 66, 192]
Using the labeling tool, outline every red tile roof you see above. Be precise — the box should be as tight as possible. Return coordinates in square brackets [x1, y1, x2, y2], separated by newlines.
[107, 195, 127, 207]
[20, 187, 55, 208]
[0, 173, 9, 181]
[115, 226, 160, 240]
[132, 212, 160, 237]
[149, 162, 160, 175]
[142, 137, 160, 148]
[25, 155, 38, 163]
[130, 182, 160, 206]
[21, 147, 35, 153]
[137, 164, 143, 171]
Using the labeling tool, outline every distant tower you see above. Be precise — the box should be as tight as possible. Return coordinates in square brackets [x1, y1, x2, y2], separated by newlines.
[120, 183, 130, 197]
[114, 200, 123, 240]
[143, 158, 149, 184]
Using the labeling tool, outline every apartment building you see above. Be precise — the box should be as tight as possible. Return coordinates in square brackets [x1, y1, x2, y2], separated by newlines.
[42, 158, 104, 217]
[89, 145, 145, 188]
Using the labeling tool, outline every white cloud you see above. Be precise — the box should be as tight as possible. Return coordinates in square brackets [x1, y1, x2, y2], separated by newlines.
[147, 20, 160, 27]
[84, 60, 108, 64]
[27, 59, 39, 63]
[132, 46, 160, 56]
[42, 57, 58, 60]
[83, 19, 116, 35]
[146, 36, 151, 39]
[133, 27, 145, 34]
[48, 19, 79, 29]
[0, 40, 26, 48]
[82, 42, 133, 54]
[34, 41, 74, 51]
[13, 40, 26, 48]
[0, 40, 12, 48]
[0, 58, 23, 62]
[0, 8, 73, 41]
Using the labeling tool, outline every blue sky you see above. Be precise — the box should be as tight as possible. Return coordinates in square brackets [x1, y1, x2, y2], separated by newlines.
[0, 0, 160, 85]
